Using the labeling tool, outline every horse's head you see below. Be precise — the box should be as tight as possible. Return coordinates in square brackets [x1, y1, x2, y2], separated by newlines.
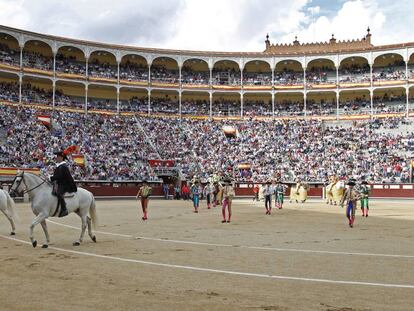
[9, 171, 25, 197]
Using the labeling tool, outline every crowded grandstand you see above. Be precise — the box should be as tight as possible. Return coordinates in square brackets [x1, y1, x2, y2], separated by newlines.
[0, 25, 414, 184]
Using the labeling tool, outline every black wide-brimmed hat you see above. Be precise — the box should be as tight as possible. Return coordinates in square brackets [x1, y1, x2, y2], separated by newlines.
[361, 180, 368, 185]
[54, 145, 78, 161]
[54, 151, 68, 160]
[347, 180, 356, 186]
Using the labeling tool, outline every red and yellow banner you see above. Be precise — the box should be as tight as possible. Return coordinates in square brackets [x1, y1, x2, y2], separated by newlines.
[72, 154, 86, 167]
[0, 168, 40, 176]
[238, 163, 251, 169]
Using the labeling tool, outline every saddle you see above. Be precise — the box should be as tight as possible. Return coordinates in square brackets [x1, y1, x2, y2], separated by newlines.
[51, 181, 75, 198]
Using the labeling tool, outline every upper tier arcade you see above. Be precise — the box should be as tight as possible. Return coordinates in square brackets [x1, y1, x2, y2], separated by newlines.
[1, 25, 414, 118]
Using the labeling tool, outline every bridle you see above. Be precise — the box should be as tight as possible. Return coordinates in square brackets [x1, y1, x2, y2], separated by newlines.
[9, 172, 48, 196]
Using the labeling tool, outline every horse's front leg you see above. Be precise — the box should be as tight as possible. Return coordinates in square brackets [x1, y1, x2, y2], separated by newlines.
[9, 216, 15, 235]
[29, 213, 47, 248]
[40, 220, 50, 248]
[73, 216, 87, 246]
[1, 209, 15, 235]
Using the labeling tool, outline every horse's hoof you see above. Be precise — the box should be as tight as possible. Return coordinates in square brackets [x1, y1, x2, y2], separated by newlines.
[32, 240, 37, 248]
[73, 241, 80, 246]
[92, 236, 97, 243]
[10, 232, 15, 236]
[42, 244, 48, 249]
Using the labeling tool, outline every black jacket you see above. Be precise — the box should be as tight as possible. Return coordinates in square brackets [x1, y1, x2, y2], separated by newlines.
[50, 162, 77, 194]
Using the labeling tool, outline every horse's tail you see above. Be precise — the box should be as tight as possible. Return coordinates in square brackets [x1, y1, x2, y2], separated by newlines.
[89, 196, 98, 229]
[4, 191, 18, 221]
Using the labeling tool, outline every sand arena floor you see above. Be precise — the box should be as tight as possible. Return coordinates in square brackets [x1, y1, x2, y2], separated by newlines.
[1, 198, 414, 311]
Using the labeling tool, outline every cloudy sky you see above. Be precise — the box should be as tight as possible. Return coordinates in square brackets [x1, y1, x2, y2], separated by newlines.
[0, 0, 413, 52]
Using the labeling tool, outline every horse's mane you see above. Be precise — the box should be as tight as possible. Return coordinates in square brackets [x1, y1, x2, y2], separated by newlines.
[24, 172, 52, 186]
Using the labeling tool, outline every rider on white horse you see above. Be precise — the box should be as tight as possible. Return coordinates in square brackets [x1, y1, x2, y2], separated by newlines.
[50, 149, 78, 217]
[9, 171, 97, 248]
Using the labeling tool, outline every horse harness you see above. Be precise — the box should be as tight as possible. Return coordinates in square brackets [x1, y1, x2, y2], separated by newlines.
[10, 172, 48, 195]
[10, 173, 62, 216]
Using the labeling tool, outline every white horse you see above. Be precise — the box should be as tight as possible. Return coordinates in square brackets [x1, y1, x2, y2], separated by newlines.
[0, 189, 17, 235]
[9, 171, 97, 248]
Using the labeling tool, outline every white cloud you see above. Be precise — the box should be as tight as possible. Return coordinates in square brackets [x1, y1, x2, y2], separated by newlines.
[277, 0, 414, 48]
[0, 0, 413, 52]
[145, 0, 310, 51]
[279, 0, 386, 44]
[0, 0, 29, 29]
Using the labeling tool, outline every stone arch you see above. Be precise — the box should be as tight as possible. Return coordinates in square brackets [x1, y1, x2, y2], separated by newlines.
[56, 45, 86, 77]
[338, 89, 370, 116]
[151, 57, 179, 86]
[120, 54, 149, 84]
[181, 90, 210, 116]
[89, 50, 118, 81]
[212, 60, 240, 87]
[181, 58, 209, 87]
[274, 59, 304, 87]
[119, 86, 148, 113]
[22, 40, 53, 71]
[306, 58, 336, 88]
[274, 92, 304, 117]
[243, 60, 272, 87]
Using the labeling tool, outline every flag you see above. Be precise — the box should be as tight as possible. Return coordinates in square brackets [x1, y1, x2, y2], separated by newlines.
[72, 154, 86, 167]
[223, 126, 238, 138]
[51, 119, 65, 137]
[238, 163, 251, 170]
[64, 145, 79, 158]
[37, 115, 51, 130]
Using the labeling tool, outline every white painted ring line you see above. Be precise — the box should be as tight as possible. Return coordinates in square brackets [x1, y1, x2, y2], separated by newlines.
[1, 234, 414, 289]
[47, 220, 414, 259]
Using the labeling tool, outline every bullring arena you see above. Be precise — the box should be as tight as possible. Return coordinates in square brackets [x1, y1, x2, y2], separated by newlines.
[1, 198, 414, 311]
[1, 17, 414, 311]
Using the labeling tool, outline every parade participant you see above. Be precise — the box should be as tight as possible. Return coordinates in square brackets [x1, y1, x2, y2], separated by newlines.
[174, 184, 181, 200]
[360, 180, 370, 217]
[252, 184, 259, 201]
[203, 182, 215, 209]
[50, 146, 78, 217]
[136, 180, 152, 220]
[191, 180, 201, 213]
[181, 183, 190, 200]
[263, 181, 273, 215]
[213, 181, 221, 207]
[221, 178, 235, 223]
[326, 175, 337, 205]
[290, 178, 308, 203]
[162, 183, 169, 199]
[274, 180, 286, 209]
[340, 180, 361, 228]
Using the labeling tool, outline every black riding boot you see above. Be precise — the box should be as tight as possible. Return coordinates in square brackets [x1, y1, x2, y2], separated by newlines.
[58, 196, 68, 217]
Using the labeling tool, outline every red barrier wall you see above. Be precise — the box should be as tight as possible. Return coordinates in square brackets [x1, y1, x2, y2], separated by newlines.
[81, 183, 413, 198]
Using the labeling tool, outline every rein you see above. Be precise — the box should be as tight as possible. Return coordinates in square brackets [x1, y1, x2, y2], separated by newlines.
[23, 179, 47, 194]
[13, 172, 51, 195]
